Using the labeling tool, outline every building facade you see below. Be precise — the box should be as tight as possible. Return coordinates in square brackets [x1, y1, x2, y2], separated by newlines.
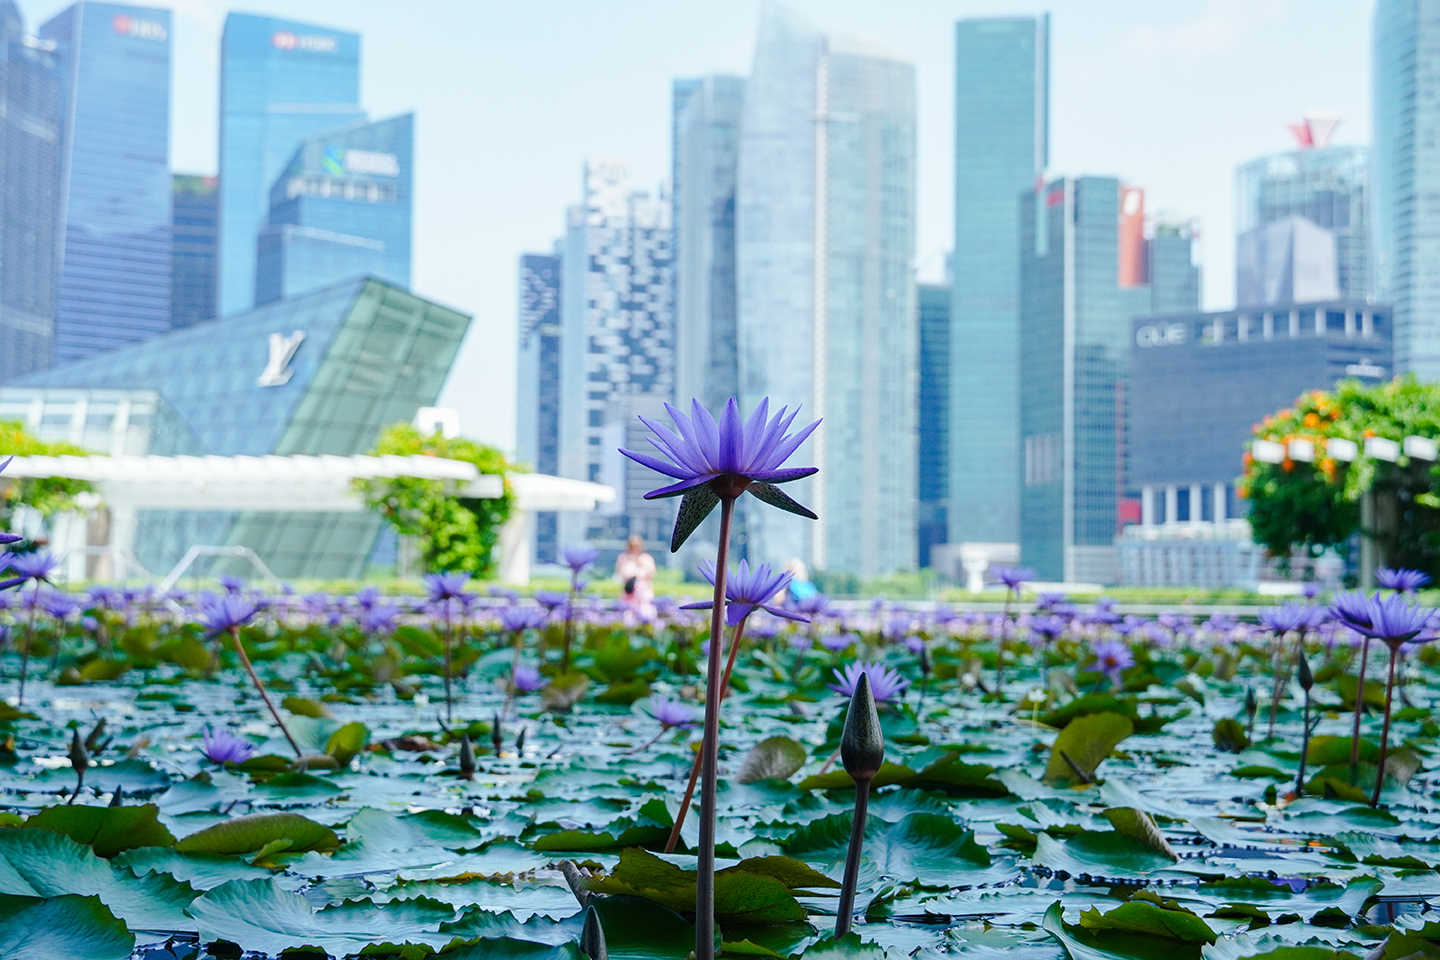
[556, 159, 674, 557]
[0, 1, 63, 383]
[917, 284, 950, 569]
[516, 252, 562, 564]
[255, 113, 413, 305]
[949, 15, 1049, 556]
[218, 13, 364, 316]
[736, 3, 918, 578]
[672, 74, 745, 414]
[18, 277, 469, 578]
[1018, 177, 1199, 584]
[1374, 0, 1440, 378]
[172, 175, 219, 330]
[41, 2, 171, 366]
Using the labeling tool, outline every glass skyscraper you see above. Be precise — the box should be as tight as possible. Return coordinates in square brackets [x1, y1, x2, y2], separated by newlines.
[218, 13, 363, 316]
[737, 3, 917, 578]
[516, 251, 562, 563]
[950, 16, 1049, 555]
[1374, 0, 1440, 377]
[672, 74, 745, 413]
[917, 283, 950, 569]
[1019, 177, 1198, 583]
[255, 113, 413, 305]
[172, 174, 218, 330]
[0, 1, 64, 383]
[41, 2, 171, 366]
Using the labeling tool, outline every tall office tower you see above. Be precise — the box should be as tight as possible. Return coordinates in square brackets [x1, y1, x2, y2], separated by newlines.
[672, 74, 745, 413]
[1018, 178, 1198, 583]
[1147, 221, 1202, 314]
[0, 2, 63, 382]
[1235, 116, 1367, 308]
[254, 114, 412, 305]
[1375, 1, 1440, 377]
[736, 3, 918, 578]
[41, 3, 171, 365]
[556, 159, 674, 555]
[949, 16, 1049, 564]
[219, 14, 364, 316]
[172, 175, 219, 330]
[516, 252, 562, 564]
[917, 284, 950, 568]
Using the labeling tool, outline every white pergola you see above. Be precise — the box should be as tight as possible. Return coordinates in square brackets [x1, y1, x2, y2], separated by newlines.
[1, 454, 613, 585]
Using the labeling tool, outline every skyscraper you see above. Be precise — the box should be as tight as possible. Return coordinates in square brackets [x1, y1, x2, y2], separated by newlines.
[1018, 178, 1198, 583]
[218, 13, 363, 316]
[556, 159, 674, 555]
[917, 284, 950, 568]
[254, 113, 413, 305]
[736, 3, 917, 578]
[949, 16, 1049, 560]
[41, 2, 171, 366]
[516, 251, 562, 564]
[171, 175, 218, 330]
[1374, 0, 1440, 378]
[672, 74, 745, 413]
[0, 1, 63, 382]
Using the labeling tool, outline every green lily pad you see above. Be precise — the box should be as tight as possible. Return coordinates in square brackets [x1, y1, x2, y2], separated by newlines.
[24, 803, 175, 858]
[0, 894, 134, 960]
[1044, 713, 1135, 786]
[738, 737, 809, 784]
[174, 812, 339, 856]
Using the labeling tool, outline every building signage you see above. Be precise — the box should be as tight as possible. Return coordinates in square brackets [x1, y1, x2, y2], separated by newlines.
[258, 331, 305, 387]
[1345, 361, 1386, 378]
[323, 146, 400, 178]
[1134, 323, 1190, 347]
[113, 14, 166, 41]
[271, 31, 338, 53]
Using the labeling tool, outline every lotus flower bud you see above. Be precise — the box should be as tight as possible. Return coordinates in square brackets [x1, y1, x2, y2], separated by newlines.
[1245, 686, 1258, 719]
[1297, 650, 1314, 691]
[458, 734, 475, 780]
[580, 904, 608, 960]
[840, 673, 884, 782]
[491, 712, 504, 755]
[68, 729, 88, 775]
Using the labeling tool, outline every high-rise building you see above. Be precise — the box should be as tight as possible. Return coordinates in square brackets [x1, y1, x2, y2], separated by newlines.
[1235, 117, 1367, 308]
[1018, 177, 1199, 583]
[672, 74, 745, 413]
[41, 2, 171, 366]
[917, 284, 950, 568]
[255, 114, 413, 305]
[949, 15, 1049, 561]
[736, 3, 917, 578]
[1374, 1, 1440, 377]
[218, 13, 364, 316]
[516, 251, 562, 564]
[556, 159, 674, 556]
[172, 175, 219, 330]
[0, 1, 63, 383]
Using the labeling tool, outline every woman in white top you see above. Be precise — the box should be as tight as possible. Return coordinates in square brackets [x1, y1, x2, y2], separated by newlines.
[615, 535, 657, 615]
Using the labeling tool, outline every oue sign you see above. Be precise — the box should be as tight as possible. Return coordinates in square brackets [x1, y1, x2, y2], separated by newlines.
[1135, 323, 1190, 348]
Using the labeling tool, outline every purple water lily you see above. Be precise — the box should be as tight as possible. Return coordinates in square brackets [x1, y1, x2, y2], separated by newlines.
[1376, 567, 1432, 594]
[424, 572, 470, 603]
[830, 661, 908, 703]
[1260, 602, 1323, 634]
[512, 665, 548, 693]
[7, 551, 60, 585]
[1333, 591, 1435, 647]
[563, 545, 599, 575]
[993, 566, 1035, 591]
[500, 605, 548, 632]
[647, 695, 699, 729]
[197, 593, 260, 634]
[1090, 639, 1135, 685]
[200, 726, 256, 765]
[683, 559, 808, 627]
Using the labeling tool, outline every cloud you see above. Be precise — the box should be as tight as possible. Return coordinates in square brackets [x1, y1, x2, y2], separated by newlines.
[1124, 0, 1293, 61]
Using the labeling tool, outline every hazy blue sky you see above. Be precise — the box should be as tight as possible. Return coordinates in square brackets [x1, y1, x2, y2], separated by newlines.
[20, 0, 1374, 451]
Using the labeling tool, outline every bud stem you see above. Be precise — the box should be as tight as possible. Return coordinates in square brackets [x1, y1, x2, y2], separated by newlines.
[835, 773, 872, 937]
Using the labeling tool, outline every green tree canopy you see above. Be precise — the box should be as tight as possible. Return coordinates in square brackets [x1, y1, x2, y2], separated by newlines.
[1240, 377, 1440, 576]
[0, 420, 95, 530]
[354, 422, 514, 577]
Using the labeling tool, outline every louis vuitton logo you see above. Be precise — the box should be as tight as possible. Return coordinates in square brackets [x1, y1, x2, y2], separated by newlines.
[257, 331, 306, 387]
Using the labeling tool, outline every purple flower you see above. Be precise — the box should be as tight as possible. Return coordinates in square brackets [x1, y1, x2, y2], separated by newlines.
[821, 632, 856, 653]
[354, 585, 382, 611]
[794, 592, 834, 617]
[1376, 567, 1432, 594]
[0, 553, 20, 592]
[1302, 582, 1323, 600]
[903, 635, 925, 655]
[619, 397, 820, 550]
[829, 661, 908, 703]
[7, 551, 60, 584]
[1028, 614, 1067, 641]
[424, 572, 470, 603]
[197, 593, 260, 633]
[563, 545, 599, 574]
[359, 603, 400, 634]
[534, 590, 569, 610]
[200, 726, 256, 765]
[646, 695, 698, 729]
[1260, 602, 1322, 634]
[1090, 639, 1135, 684]
[512, 665, 549, 693]
[500, 605, 548, 632]
[683, 559, 809, 627]
[993, 566, 1035, 591]
[217, 575, 246, 595]
[1330, 590, 1373, 633]
[1336, 591, 1436, 648]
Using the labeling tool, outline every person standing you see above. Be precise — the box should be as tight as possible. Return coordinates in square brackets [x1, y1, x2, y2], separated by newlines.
[615, 535, 657, 615]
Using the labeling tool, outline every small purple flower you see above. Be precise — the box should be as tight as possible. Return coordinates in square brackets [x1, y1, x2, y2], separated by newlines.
[354, 585, 382, 611]
[829, 661, 908, 703]
[683, 559, 809, 627]
[1090, 639, 1135, 684]
[1260, 602, 1323, 634]
[534, 590, 569, 610]
[563, 545, 599, 575]
[424, 572, 470, 603]
[821, 632, 856, 653]
[1029, 615, 1067, 641]
[1376, 567, 1432, 594]
[217, 575, 246, 595]
[196, 593, 260, 633]
[993, 566, 1035, 591]
[8, 551, 60, 584]
[200, 726, 256, 765]
[1302, 582, 1323, 600]
[500, 605, 548, 632]
[903, 635, 925, 655]
[619, 397, 821, 550]
[512, 665, 549, 693]
[647, 695, 698, 729]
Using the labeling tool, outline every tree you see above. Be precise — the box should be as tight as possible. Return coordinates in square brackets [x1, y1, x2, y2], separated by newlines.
[0, 421, 95, 534]
[354, 422, 514, 577]
[1239, 378, 1440, 578]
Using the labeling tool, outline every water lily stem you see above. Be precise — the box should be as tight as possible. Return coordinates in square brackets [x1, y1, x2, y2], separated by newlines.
[1295, 686, 1311, 796]
[1350, 636, 1372, 780]
[442, 604, 454, 726]
[835, 773, 873, 938]
[1371, 645, 1400, 808]
[229, 626, 302, 758]
[694, 494, 734, 960]
[16, 580, 39, 704]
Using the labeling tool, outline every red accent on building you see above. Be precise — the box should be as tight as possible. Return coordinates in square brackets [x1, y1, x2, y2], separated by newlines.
[1117, 186, 1146, 288]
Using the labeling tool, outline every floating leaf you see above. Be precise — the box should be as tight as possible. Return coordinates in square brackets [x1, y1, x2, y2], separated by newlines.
[174, 812, 338, 856]
[1044, 713, 1135, 786]
[1102, 808, 1177, 861]
[0, 894, 134, 960]
[1078, 891, 1216, 944]
[738, 737, 808, 784]
[1212, 718, 1250, 753]
[25, 804, 175, 858]
[325, 721, 369, 766]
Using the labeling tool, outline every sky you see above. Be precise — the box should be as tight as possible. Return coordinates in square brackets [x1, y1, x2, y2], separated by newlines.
[21, 0, 1377, 453]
